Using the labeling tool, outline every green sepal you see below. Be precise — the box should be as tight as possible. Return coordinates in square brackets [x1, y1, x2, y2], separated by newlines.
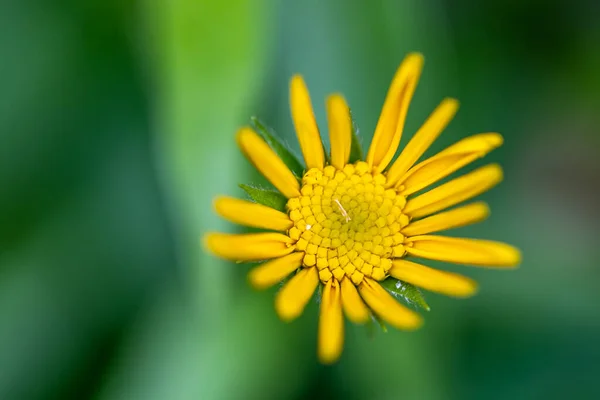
[239, 184, 287, 212]
[365, 312, 388, 338]
[373, 313, 388, 332]
[380, 277, 431, 311]
[314, 282, 323, 305]
[277, 268, 297, 290]
[250, 117, 305, 177]
[348, 109, 364, 163]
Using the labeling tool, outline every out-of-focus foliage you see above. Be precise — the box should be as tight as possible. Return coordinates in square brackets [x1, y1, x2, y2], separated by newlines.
[1, 0, 599, 399]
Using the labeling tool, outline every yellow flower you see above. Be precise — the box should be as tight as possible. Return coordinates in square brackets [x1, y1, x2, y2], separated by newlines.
[205, 53, 521, 364]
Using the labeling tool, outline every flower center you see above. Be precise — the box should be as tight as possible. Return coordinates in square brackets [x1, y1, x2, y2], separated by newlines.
[287, 161, 409, 285]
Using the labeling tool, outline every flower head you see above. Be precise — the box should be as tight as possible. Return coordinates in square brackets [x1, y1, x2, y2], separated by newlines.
[205, 53, 521, 364]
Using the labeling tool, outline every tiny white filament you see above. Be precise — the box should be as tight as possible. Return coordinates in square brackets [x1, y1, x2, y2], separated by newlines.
[333, 198, 351, 223]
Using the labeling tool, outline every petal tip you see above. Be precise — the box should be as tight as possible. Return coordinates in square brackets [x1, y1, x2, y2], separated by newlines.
[403, 313, 425, 330]
[212, 196, 225, 212]
[290, 74, 306, 90]
[274, 298, 300, 322]
[442, 97, 460, 111]
[318, 350, 342, 365]
[235, 126, 256, 146]
[326, 93, 346, 106]
[480, 201, 491, 216]
[486, 163, 504, 181]
[471, 201, 491, 221]
[406, 52, 425, 65]
[352, 312, 371, 325]
[247, 269, 269, 290]
[455, 280, 480, 298]
[485, 132, 504, 148]
[507, 246, 522, 267]
[202, 232, 221, 254]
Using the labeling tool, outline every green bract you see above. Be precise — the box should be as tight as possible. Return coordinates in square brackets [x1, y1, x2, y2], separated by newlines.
[380, 278, 431, 312]
[348, 109, 364, 163]
[239, 184, 287, 212]
[250, 117, 305, 178]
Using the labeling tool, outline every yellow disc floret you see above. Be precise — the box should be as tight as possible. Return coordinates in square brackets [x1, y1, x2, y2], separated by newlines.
[287, 161, 409, 285]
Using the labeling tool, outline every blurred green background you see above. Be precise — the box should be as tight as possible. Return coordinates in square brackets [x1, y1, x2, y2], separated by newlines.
[1, 0, 599, 399]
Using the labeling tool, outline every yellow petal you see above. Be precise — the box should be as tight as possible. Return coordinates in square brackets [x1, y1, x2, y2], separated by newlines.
[367, 53, 424, 173]
[405, 235, 521, 267]
[402, 202, 490, 236]
[275, 267, 319, 321]
[290, 75, 325, 170]
[386, 98, 459, 187]
[340, 277, 369, 324]
[248, 252, 304, 290]
[214, 196, 293, 231]
[398, 133, 504, 196]
[358, 278, 423, 330]
[237, 128, 300, 198]
[404, 164, 503, 219]
[204, 232, 294, 261]
[326, 94, 352, 170]
[318, 280, 344, 364]
[390, 259, 478, 297]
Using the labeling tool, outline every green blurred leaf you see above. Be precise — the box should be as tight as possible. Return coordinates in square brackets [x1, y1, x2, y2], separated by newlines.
[380, 278, 430, 311]
[239, 184, 287, 212]
[348, 109, 364, 163]
[250, 117, 305, 177]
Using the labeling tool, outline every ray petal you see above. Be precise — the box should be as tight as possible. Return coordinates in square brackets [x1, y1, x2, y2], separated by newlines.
[275, 267, 319, 321]
[386, 98, 459, 187]
[340, 277, 370, 324]
[404, 164, 503, 219]
[326, 94, 352, 169]
[204, 232, 294, 261]
[237, 128, 300, 198]
[390, 259, 478, 297]
[402, 202, 490, 236]
[318, 279, 344, 364]
[248, 252, 304, 290]
[405, 235, 521, 267]
[358, 278, 423, 330]
[366, 53, 424, 173]
[290, 75, 325, 170]
[399, 133, 504, 196]
[214, 196, 293, 231]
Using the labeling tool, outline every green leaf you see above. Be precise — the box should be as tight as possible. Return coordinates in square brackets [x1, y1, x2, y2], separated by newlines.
[379, 278, 431, 311]
[239, 184, 287, 212]
[250, 117, 305, 177]
[348, 109, 364, 163]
